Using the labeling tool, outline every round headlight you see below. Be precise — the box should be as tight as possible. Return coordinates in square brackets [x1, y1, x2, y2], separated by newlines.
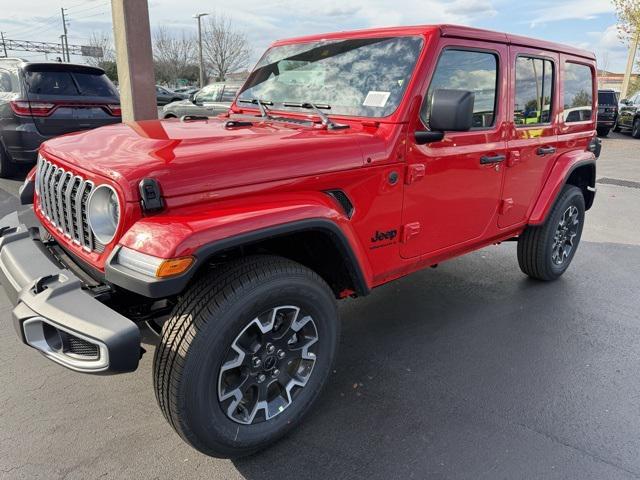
[87, 185, 120, 245]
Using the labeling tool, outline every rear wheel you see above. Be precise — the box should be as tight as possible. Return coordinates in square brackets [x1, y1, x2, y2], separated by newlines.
[0, 143, 15, 179]
[632, 118, 640, 139]
[153, 255, 339, 458]
[517, 185, 585, 281]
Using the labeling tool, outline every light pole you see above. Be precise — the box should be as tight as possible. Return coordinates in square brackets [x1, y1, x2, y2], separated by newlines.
[194, 13, 209, 88]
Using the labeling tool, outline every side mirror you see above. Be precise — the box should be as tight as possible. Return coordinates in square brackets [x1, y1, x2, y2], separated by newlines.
[415, 89, 475, 145]
[189, 92, 198, 103]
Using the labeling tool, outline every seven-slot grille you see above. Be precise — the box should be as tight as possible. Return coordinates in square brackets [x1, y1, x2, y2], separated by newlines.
[35, 157, 104, 253]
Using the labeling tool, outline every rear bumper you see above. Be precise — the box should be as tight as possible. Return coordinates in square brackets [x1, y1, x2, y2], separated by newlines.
[1, 121, 47, 164]
[0, 212, 140, 374]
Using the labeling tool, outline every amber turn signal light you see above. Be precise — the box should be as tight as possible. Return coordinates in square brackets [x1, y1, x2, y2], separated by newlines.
[156, 256, 194, 278]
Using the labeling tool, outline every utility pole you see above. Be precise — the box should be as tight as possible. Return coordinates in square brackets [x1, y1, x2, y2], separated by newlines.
[60, 35, 66, 61]
[194, 13, 208, 88]
[0, 32, 7, 58]
[60, 7, 70, 62]
[621, 30, 639, 100]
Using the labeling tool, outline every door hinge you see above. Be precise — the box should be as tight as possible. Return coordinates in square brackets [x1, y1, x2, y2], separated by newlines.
[402, 222, 421, 243]
[499, 198, 514, 215]
[405, 164, 426, 185]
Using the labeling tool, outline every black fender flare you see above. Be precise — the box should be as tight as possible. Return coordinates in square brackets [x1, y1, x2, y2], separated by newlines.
[105, 218, 370, 299]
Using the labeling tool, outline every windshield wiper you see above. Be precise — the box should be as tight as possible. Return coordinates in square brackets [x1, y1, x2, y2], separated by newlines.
[282, 102, 349, 130]
[237, 98, 273, 119]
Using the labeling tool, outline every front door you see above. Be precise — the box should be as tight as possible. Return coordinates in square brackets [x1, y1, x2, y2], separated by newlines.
[499, 48, 559, 228]
[401, 42, 508, 259]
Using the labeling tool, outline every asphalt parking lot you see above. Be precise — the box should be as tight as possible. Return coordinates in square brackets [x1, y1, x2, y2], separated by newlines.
[1, 132, 640, 479]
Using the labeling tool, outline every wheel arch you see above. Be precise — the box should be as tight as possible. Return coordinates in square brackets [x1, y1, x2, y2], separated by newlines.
[107, 218, 371, 299]
[528, 153, 596, 226]
[192, 219, 370, 298]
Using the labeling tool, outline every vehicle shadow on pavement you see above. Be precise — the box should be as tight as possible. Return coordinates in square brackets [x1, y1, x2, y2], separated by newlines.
[232, 241, 640, 480]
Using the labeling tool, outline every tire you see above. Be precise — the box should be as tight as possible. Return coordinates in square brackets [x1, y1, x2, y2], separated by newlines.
[632, 118, 640, 139]
[153, 255, 339, 458]
[612, 120, 621, 132]
[163, 114, 177, 119]
[517, 185, 585, 281]
[596, 127, 609, 137]
[0, 143, 15, 179]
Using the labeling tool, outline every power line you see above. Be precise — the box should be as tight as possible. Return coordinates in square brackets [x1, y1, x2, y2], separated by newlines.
[68, 10, 112, 22]
[3, 14, 60, 38]
[66, 1, 109, 16]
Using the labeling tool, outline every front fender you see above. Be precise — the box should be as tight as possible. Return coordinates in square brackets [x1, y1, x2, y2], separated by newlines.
[111, 191, 372, 296]
[528, 150, 596, 225]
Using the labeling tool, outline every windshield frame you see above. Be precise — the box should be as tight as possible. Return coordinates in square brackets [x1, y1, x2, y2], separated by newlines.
[234, 33, 429, 122]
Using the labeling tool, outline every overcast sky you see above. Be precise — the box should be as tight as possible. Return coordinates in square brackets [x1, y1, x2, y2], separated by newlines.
[0, 0, 632, 72]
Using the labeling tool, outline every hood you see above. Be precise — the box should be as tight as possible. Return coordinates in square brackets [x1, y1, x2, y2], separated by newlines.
[41, 117, 369, 200]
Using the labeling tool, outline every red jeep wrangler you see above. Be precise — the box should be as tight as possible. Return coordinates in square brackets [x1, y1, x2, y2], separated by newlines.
[0, 25, 599, 457]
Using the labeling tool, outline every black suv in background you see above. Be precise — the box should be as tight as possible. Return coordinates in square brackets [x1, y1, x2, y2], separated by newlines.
[596, 89, 619, 137]
[0, 60, 121, 177]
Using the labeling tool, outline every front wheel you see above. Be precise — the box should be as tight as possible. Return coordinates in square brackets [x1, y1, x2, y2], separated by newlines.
[517, 185, 585, 281]
[153, 255, 339, 458]
[596, 127, 610, 137]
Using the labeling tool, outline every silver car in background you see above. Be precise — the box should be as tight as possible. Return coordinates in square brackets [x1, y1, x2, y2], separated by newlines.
[161, 82, 241, 118]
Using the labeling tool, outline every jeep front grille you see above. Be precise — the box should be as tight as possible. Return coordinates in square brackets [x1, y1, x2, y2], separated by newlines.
[35, 157, 105, 253]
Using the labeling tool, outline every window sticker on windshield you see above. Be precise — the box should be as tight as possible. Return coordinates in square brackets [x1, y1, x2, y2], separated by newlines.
[363, 91, 391, 108]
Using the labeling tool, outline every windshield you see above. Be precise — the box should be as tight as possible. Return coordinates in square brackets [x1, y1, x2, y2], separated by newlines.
[238, 36, 424, 118]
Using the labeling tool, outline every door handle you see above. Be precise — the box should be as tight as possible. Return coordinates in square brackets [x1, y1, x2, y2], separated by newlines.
[536, 146, 556, 156]
[480, 154, 506, 165]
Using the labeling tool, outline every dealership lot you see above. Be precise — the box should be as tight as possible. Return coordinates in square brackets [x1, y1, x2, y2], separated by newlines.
[1, 132, 640, 479]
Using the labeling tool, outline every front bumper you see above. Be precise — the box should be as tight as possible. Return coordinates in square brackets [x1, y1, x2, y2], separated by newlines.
[0, 212, 140, 374]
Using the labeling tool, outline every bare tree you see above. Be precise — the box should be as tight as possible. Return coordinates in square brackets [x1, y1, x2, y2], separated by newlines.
[85, 32, 115, 67]
[201, 13, 251, 82]
[85, 32, 117, 81]
[153, 27, 197, 86]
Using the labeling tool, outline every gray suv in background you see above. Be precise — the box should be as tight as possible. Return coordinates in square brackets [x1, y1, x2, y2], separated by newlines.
[0, 60, 121, 178]
[161, 82, 241, 118]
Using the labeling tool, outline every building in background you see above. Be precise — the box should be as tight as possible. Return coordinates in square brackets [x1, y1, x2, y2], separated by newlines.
[598, 70, 640, 93]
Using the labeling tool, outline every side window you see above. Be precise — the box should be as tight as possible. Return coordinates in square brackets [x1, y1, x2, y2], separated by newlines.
[221, 86, 239, 102]
[422, 49, 498, 129]
[195, 85, 222, 103]
[514, 57, 554, 126]
[0, 69, 14, 93]
[563, 62, 593, 123]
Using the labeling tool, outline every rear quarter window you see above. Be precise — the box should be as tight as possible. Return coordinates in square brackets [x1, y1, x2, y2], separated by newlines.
[563, 62, 593, 123]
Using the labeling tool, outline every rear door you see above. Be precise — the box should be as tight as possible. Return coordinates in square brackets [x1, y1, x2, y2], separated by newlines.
[499, 48, 559, 228]
[23, 65, 120, 137]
